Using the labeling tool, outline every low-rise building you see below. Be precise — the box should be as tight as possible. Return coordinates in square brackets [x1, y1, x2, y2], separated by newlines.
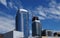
[42, 30, 53, 36]
[3, 31, 24, 38]
[0, 34, 3, 38]
[54, 32, 60, 37]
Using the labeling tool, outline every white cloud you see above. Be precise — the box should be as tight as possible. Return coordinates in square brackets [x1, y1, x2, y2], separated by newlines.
[0, 12, 15, 34]
[8, 2, 13, 8]
[57, 5, 60, 10]
[47, 15, 60, 19]
[46, 8, 60, 15]
[13, 5, 18, 10]
[34, 0, 60, 20]
[36, 7, 46, 17]
[0, 11, 14, 19]
[0, 0, 23, 10]
[49, 0, 56, 8]
[39, 16, 46, 20]
[0, 0, 7, 7]
[0, 0, 23, 33]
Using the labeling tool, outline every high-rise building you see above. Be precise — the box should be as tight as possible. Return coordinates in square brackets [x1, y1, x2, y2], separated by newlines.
[32, 17, 41, 38]
[16, 9, 29, 38]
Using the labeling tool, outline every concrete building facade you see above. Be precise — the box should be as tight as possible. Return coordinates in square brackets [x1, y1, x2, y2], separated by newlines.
[3, 31, 24, 38]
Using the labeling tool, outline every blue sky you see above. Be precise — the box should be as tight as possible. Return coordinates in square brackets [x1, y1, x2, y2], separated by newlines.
[0, 0, 60, 34]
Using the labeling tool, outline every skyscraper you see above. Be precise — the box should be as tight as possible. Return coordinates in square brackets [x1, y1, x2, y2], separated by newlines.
[16, 9, 29, 38]
[32, 17, 41, 38]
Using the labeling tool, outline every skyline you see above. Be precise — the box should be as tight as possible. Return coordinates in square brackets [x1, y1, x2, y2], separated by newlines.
[0, 0, 60, 34]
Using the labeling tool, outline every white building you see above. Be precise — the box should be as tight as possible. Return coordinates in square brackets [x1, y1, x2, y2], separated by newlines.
[3, 31, 24, 38]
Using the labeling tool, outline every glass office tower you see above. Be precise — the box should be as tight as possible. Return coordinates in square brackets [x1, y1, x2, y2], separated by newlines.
[32, 17, 41, 38]
[16, 9, 29, 38]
